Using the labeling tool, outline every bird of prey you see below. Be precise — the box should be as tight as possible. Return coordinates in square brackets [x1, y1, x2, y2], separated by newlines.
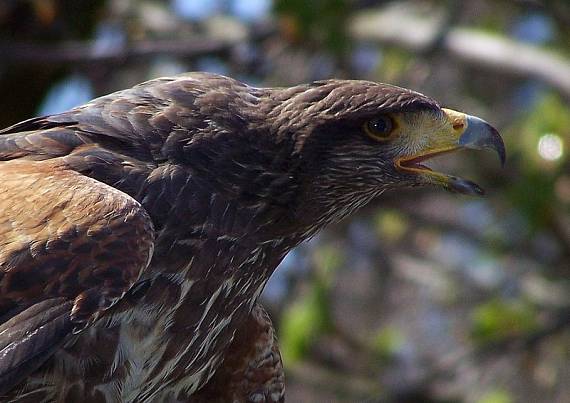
[0, 72, 504, 402]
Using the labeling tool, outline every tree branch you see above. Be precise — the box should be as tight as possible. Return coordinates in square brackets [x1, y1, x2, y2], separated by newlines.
[0, 39, 229, 65]
[349, 5, 570, 98]
[0, 24, 274, 66]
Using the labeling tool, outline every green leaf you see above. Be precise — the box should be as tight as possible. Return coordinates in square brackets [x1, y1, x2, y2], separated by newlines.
[477, 389, 513, 403]
[279, 244, 342, 364]
[374, 209, 409, 242]
[471, 299, 538, 344]
[279, 286, 329, 364]
[370, 326, 405, 361]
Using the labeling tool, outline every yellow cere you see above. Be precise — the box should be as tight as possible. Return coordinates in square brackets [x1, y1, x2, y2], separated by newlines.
[392, 108, 466, 159]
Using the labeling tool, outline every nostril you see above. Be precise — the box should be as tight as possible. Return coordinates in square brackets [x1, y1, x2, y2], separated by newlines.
[453, 122, 465, 130]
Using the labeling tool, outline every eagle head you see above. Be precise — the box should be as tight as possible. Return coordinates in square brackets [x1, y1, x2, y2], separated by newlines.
[248, 79, 506, 230]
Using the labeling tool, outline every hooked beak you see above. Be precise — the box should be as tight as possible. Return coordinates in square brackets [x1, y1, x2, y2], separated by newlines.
[396, 108, 506, 196]
[458, 115, 506, 166]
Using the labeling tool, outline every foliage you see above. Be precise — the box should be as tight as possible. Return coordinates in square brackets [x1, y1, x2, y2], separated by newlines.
[370, 326, 405, 362]
[477, 389, 514, 403]
[471, 299, 538, 343]
[274, 0, 349, 54]
[507, 93, 569, 229]
[279, 245, 343, 364]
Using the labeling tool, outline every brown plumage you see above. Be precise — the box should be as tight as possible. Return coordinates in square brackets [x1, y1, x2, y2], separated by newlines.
[0, 72, 504, 402]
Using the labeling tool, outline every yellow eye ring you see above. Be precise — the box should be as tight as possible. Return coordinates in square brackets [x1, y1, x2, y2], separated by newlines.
[363, 115, 395, 141]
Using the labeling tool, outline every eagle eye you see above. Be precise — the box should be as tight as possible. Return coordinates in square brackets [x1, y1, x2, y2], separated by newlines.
[363, 115, 395, 141]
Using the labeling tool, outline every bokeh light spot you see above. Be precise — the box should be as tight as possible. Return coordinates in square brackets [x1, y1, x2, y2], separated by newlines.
[537, 133, 563, 161]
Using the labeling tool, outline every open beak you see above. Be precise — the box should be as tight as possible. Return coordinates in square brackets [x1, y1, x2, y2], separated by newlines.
[396, 108, 505, 196]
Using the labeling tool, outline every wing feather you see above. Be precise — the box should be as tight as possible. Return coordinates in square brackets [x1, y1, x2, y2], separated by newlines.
[0, 159, 155, 394]
[0, 298, 73, 394]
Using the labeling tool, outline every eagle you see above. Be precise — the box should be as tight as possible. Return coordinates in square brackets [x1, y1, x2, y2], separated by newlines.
[0, 72, 504, 402]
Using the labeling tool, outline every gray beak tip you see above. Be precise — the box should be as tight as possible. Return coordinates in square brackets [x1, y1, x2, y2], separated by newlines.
[459, 115, 506, 167]
[448, 177, 486, 196]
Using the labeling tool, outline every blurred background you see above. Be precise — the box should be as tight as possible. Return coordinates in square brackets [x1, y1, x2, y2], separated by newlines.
[1, 0, 569, 402]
